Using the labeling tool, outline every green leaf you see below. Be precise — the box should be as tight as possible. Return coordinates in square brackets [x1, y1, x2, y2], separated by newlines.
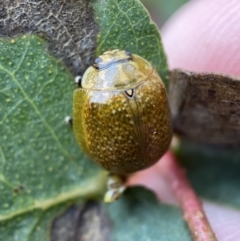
[0, 203, 74, 241]
[94, 0, 169, 87]
[141, 0, 189, 22]
[107, 187, 191, 241]
[175, 141, 240, 208]
[0, 35, 106, 240]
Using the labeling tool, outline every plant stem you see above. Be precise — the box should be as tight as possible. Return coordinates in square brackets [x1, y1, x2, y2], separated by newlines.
[162, 152, 218, 241]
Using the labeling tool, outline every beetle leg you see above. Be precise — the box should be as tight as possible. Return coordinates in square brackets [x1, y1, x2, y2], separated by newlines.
[74, 75, 82, 88]
[64, 116, 73, 126]
[104, 173, 127, 203]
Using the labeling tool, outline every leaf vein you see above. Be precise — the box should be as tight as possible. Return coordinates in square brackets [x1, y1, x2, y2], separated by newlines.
[0, 66, 73, 162]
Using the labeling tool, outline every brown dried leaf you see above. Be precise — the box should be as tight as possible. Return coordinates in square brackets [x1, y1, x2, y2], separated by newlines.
[169, 69, 240, 146]
[51, 202, 111, 241]
[0, 1, 98, 76]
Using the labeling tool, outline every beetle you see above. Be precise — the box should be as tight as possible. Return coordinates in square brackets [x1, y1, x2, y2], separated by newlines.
[72, 49, 172, 201]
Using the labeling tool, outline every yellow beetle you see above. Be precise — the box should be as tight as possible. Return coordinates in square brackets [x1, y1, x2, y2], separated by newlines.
[72, 50, 172, 201]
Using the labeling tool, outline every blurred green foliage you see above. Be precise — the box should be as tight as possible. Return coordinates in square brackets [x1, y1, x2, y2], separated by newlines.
[141, 0, 189, 27]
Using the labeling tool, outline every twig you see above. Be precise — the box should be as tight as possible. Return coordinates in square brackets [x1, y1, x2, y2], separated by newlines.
[162, 152, 218, 241]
